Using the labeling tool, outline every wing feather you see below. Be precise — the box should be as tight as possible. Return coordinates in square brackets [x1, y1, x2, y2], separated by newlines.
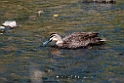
[62, 32, 99, 48]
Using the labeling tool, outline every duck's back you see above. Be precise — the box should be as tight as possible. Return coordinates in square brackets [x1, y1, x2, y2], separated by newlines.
[62, 32, 102, 48]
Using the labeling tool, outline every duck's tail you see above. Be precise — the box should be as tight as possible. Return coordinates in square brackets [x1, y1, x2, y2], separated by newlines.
[100, 38, 107, 42]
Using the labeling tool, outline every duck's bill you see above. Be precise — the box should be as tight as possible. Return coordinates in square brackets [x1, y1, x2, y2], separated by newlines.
[43, 39, 51, 46]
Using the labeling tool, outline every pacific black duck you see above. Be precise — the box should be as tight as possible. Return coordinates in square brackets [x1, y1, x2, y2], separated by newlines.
[43, 32, 106, 48]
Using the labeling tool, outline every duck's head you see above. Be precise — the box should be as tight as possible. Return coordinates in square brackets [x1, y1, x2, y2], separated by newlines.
[43, 33, 63, 46]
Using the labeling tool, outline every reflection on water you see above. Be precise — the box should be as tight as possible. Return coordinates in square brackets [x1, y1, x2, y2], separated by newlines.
[29, 62, 45, 83]
[50, 48, 62, 57]
[0, 0, 124, 83]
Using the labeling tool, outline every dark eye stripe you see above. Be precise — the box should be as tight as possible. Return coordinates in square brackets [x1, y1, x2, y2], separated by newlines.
[49, 35, 54, 38]
[49, 33, 57, 38]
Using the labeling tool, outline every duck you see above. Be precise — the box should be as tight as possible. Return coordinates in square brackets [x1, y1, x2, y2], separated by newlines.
[43, 32, 106, 48]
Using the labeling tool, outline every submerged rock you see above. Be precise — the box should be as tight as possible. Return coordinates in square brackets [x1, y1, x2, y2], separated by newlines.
[82, 0, 116, 3]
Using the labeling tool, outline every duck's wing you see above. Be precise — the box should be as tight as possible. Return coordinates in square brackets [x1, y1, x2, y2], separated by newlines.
[63, 32, 99, 40]
[62, 32, 99, 48]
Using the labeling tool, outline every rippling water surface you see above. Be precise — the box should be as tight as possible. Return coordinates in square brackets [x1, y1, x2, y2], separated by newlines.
[0, 0, 124, 83]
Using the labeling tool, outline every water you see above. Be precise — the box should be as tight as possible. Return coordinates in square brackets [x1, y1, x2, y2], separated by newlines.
[0, 0, 124, 83]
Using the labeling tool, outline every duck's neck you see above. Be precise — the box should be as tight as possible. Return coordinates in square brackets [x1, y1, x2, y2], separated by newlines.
[56, 37, 63, 45]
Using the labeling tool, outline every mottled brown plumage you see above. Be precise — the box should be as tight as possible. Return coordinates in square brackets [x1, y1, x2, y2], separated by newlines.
[43, 32, 106, 48]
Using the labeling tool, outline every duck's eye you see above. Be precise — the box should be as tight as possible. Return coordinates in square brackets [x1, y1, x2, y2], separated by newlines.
[50, 34, 56, 38]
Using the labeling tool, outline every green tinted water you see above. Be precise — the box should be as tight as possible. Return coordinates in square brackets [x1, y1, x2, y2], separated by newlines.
[0, 0, 124, 83]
